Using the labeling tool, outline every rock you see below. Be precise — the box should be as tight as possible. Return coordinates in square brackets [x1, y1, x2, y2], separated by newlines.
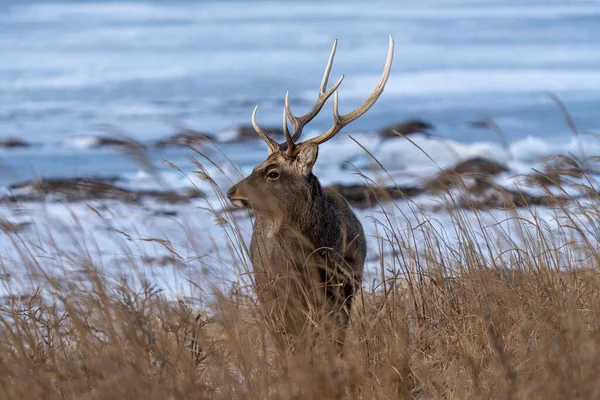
[219, 125, 284, 143]
[0, 138, 32, 149]
[152, 210, 178, 217]
[525, 170, 563, 187]
[425, 171, 566, 210]
[326, 180, 566, 210]
[525, 155, 586, 188]
[153, 129, 213, 148]
[6, 177, 136, 203]
[96, 136, 148, 149]
[419, 157, 570, 210]
[380, 119, 434, 138]
[454, 180, 567, 210]
[96, 137, 129, 147]
[136, 188, 203, 204]
[426, 157, 509, 191]
[452, 158, 508, 175]
[328, 184, 423, 209]
[3, 177, 204, 204]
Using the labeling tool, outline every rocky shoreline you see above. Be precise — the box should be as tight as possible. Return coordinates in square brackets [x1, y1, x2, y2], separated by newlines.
[1, 118, 594, 213]
[2, 177, 203, 204]
[332, 155, 572, 210]
[0, 156, 582, 211]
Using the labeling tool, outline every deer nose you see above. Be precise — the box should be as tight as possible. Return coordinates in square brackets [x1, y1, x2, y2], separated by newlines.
[227, 186, 238, 200]
[227, 185, 248, 208]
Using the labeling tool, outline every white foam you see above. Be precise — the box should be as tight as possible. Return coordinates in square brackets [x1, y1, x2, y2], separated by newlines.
[341, 134, 510, 173]
[216, 128, 241, 143]
[508, 135, 600, 162]
[62, 136, 101, 149]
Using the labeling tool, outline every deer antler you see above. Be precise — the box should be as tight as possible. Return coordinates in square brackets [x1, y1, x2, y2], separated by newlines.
[293, 35, 394, 152]
[284, 40, 345, 144]
[254, 40, 344, 154]
[252, 106, 279, 154]
[253, 36, 394, 156]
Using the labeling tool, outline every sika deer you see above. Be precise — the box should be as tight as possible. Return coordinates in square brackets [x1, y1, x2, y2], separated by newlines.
[227, 37, 394, 354]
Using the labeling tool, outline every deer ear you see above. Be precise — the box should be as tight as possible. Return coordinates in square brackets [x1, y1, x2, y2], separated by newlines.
[294, 143, 318, 175]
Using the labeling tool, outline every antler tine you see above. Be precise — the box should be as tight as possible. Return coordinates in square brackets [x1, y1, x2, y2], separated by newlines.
[298, 35, 394, 148]
[282, 95, 295, 156]
[286, 40, 345, 142]
[320, 39, 338, 93]
[252, 105, 279, 153]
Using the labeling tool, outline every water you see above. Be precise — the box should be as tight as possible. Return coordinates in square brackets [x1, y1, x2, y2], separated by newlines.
[1, 0, 600, 186]
[1, 0, 600, 299]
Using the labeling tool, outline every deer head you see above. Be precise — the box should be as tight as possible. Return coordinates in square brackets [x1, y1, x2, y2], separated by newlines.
[227, 36, 394, 217]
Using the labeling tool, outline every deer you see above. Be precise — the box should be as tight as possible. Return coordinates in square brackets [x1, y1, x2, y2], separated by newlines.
[226, 36, 394, 355]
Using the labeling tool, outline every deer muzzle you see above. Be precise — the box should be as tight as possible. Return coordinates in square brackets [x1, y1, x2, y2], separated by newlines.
[226, 184, 249, 208]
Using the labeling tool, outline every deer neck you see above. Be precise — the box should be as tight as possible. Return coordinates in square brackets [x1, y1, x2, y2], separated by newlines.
[254, 174, 333, 239]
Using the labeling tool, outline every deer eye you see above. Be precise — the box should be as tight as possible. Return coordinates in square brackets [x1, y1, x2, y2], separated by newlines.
[266, 170, 280, 180]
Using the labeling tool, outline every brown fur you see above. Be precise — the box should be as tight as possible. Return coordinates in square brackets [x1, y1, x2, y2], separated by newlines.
[228, 147, 366, 353]
[226, 36, 393, 353]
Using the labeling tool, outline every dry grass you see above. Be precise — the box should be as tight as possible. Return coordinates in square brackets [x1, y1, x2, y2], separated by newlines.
[2, 149, 600, 399]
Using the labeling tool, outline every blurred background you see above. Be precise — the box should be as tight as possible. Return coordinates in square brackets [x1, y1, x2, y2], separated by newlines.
[0, 0, 599, 186]
[3, 3, 600, 396]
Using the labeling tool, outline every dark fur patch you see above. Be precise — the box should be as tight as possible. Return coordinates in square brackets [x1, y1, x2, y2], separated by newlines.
[317, 266, 336, 303]
[317, 265, 355, 313]
[343, 280, 354, 311]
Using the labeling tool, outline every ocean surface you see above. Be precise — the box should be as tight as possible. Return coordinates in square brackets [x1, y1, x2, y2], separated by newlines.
[1, 0, 600, 299]
[1, 0, 600, 187]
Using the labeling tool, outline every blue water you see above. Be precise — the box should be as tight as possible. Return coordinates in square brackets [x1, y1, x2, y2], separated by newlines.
[1, 0, 600, 185]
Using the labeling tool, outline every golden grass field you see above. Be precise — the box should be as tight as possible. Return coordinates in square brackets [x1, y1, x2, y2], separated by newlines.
[2, 147, 600, 400]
